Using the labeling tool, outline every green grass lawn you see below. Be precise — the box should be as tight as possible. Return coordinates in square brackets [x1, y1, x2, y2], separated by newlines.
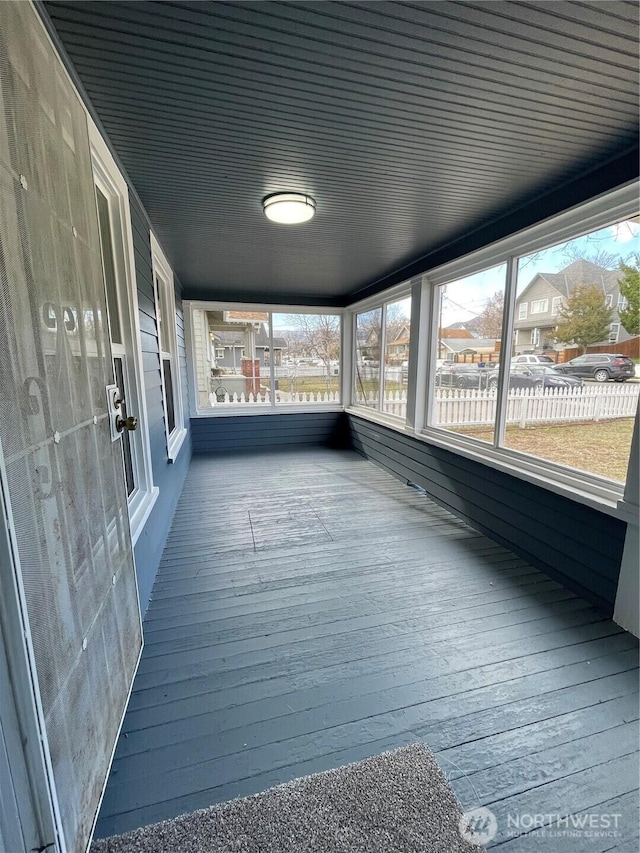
[452, 418, 635, 482]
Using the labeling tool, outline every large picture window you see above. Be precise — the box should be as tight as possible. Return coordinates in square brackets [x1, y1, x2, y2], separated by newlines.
[187, 304, 341, 411]
[347, 186, 638, 498]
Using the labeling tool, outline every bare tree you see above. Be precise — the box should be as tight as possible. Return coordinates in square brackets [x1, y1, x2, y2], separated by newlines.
[474, 290, 504, 338]
[285, 314, 340, 389]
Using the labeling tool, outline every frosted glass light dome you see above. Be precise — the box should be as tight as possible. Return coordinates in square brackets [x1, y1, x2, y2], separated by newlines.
[262, 192, 316, 224]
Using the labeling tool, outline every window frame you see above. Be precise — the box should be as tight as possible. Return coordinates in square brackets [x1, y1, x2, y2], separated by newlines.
[184, 301, 344, 416]
[150, 234, 187, 461]
[349, 282, 415, 422]
[89, 121, 158, 542]
[609, 323, 621, 343]
[518, 302, 528, 319]
[551, 296, 563, 315]
[345, 181, 638, 512]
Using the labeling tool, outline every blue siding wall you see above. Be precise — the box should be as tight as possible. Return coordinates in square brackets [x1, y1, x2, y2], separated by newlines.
[191, 411, 350, 454]
[130, 195, 191, 613]
[348, 413, 626, 615]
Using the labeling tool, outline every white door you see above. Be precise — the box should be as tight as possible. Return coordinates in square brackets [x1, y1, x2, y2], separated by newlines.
[0, 4, 142, 852]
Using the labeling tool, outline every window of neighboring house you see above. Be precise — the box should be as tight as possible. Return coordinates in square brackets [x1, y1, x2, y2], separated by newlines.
[617, 296, 628, 311]
[429, 263, 506, 444]
[151, 235, 186, 460]
[514, 329, 519, 346]
[518, 302, 528, 319]
[531, 327, 540, 347]
[609, 323, 620, 342]
[530, 299, 548, 314]
[187, 303, 341, 410]
[605, 294, 614, 308]
[551, 296, 563, 315]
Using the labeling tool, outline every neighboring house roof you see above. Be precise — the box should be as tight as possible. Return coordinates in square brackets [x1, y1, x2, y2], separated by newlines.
[439, 328, 475, 339]
[213, 330, 244, 345]
[213, 324, 285, 350]
[255, 324, 286, 349]
[445, 318, 483, 337]
[518, 259, 623, 301]
[389, 324, 410, 343]
[441, 337, 498, 353]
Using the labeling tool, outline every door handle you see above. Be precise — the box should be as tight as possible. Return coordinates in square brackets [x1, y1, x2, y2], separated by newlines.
[116, 414, 138, 432]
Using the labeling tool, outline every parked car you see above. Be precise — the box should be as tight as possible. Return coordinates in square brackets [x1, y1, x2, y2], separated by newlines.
[511, 354, 555, 366]
[554, 353, 635, 382]
[435, 363, 491, 388]
[487, 365, 582, 391]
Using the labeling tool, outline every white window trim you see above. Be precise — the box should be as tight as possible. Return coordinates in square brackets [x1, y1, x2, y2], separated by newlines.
[551, 296, 563, 315]
[518, 302, 528, 319]
[530, 299, 548, 314]
[605, 294, 614, 308]
[150, 234, 187, 461]
[184, 301, 344, 417]
[609, 323, 621, 342]
[89, 122, 158, 543]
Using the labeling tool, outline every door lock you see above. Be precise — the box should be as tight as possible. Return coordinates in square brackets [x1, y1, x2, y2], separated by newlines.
[116, 414, 138, 432]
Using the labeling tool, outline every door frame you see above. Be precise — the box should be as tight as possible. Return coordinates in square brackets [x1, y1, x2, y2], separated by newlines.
[0, 444, 64, 853]
[89, 121, 158, 542]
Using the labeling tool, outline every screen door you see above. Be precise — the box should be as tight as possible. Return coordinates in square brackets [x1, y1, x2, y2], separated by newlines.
[0, 4, 142, 852]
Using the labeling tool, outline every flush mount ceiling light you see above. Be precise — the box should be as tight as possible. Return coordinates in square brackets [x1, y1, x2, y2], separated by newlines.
[262, 192, 316, 224]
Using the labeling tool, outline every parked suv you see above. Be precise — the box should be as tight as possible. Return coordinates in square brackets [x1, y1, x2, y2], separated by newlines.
[511, 354, 555, 366]
[554, 353, 635, 382]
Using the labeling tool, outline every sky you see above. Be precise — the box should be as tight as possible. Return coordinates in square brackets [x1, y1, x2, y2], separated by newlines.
[440, 217, 640, 326]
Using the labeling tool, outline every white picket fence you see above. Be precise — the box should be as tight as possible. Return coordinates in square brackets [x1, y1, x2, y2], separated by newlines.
[355, 384, 639, 427]
[209, 389, 341, 406]
[210, 384, 639, 428]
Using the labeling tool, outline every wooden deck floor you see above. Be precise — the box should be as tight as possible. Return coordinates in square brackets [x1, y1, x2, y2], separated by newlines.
[96, 448, 639, 850]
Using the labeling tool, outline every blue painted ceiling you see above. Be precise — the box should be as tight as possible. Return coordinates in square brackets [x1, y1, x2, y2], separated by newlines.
[45, 1, 639, 304]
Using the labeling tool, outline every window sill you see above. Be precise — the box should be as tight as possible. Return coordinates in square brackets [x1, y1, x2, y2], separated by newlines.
[346, 406, 627, 519]
[191, 405, 344, 418]
[167, 427, 188, 462]
[129, 486, 159, 544]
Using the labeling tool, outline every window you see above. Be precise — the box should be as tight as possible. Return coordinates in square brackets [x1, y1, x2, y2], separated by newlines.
[617, 296, 628, 311]
[381, 189, 640, 503]
[500, 215, 639, 484]
[354, 308, 382, 409]
[530, 299, 548, 314]
[187, 303, 341, 410]
[352, 295, 412, 419]
[429, 264, 505, 444]
[605, 294, 614, 308]
[151, 235, 186, 459]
